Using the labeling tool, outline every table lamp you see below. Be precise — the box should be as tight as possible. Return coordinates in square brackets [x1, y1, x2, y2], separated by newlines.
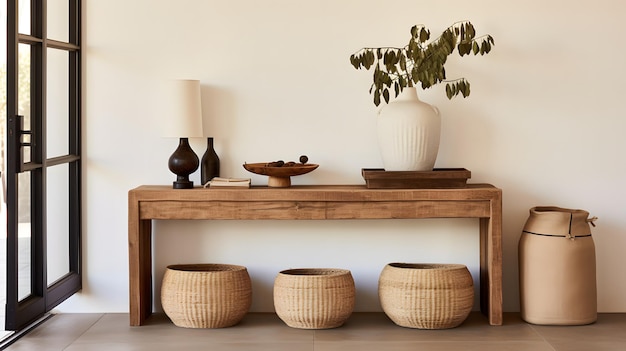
[163, 79, 204, 189]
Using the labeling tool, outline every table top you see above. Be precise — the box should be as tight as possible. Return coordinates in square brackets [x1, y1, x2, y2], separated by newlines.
[129, 184, 501, 203]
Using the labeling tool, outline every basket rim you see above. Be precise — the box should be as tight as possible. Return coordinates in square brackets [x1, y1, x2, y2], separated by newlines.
[387, 263, 467, 270]
[166, 263, 247, 272]
[278, 268, 351, 276]
[530, 206, 589, 215]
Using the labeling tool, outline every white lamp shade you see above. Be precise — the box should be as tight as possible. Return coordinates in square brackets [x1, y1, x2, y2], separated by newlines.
[161, 79, 204, 138]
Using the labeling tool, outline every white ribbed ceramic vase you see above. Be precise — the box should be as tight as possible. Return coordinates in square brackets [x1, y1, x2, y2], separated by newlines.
[377, 87, 441, 171]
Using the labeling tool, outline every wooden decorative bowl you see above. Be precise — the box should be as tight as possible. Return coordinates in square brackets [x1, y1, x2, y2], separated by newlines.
[243, 163, 319, 187]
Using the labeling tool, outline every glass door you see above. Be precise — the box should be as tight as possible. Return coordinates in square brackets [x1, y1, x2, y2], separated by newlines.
[4, 0, 81, 331]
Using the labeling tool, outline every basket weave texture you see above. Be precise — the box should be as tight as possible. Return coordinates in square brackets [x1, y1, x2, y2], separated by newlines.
[161, 264, 252, 328]
[379, 263, 473, 329]
[273, 268, 355, 329]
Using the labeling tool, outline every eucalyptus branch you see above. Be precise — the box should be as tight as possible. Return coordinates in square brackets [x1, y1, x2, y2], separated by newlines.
[350, 21, 494, 106]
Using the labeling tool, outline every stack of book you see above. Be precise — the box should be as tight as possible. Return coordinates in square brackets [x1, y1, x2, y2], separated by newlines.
[204, 177, 251, 188]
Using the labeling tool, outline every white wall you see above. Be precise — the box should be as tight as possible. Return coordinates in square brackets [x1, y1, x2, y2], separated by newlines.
[58, 0, 626, 313]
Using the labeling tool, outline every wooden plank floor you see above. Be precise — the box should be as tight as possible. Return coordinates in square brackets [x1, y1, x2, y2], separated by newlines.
[4, 312, 626, 350]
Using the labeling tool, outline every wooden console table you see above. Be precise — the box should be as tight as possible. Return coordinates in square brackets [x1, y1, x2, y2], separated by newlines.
[128, 184, 502, 326]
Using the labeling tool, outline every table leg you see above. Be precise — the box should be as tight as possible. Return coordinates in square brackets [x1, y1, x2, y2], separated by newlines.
[479, 197, 503, 325]
[129, 215, 152, 325]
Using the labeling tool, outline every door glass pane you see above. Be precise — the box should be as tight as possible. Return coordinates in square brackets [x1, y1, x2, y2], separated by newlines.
[17, 0, 31, 35]
[18, 43, 32, 163]
[17, 172, 32, 301]
[47, 48, 69, 158]
[47, 0, 69, 42]
[46, 164, 70, 285]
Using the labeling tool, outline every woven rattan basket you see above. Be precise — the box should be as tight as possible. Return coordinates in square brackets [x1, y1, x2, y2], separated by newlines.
[161, 264, 252, 328]
[378, 263, 473, 329]
[273, 268, 355, 329]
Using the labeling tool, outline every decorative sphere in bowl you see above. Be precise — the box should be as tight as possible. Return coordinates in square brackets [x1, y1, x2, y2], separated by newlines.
[243, 163, 319, 187]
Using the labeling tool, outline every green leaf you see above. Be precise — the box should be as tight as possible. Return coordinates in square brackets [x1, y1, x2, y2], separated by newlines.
[480, 41, 487, 55]
[386, 51, 396, 67]
[458, 42, 472, 56]
[419, 28, 430, 42]
[467, 22, 475, 39]
[446, 84, 453, 99]
[383, 72, 393, 87]
[349, 55, 359, 69]
[473, 41, 480, 55]
[484, 42, 492, 54]
[408, 39, 418, 54]
[364, 51, 375, 68]
[383, 88, 390, 103]
[374, 90, 381, 106]
[399, 76, 407, 88]
[462, 81, 471, 97]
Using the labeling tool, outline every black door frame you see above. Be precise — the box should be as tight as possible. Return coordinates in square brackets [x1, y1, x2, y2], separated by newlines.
[5, 0, 82, 331]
